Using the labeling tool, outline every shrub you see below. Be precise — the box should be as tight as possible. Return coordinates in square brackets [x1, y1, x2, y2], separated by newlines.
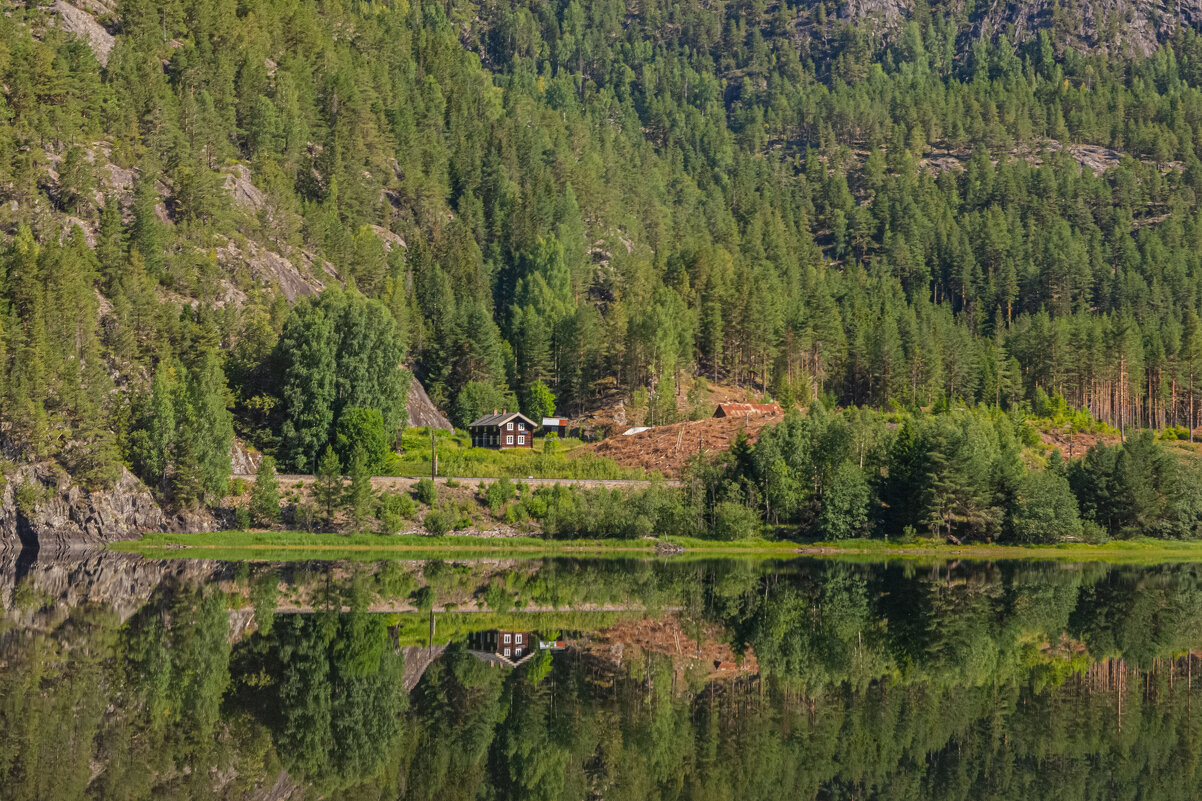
[413, 585, 435, 612]
[413, 477, 438, 505]
[377, 491, 416, 534]
[234, 506, 252, 530]
[423, 508, 450, 536]
[486, 477, 516, 514]
[710, 501, 760, 540]
[293, 501, 318, 532]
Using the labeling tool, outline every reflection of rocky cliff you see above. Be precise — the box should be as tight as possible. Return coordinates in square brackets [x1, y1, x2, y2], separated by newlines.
[0, 548, 230, 630]
[0, 462, 217, 553]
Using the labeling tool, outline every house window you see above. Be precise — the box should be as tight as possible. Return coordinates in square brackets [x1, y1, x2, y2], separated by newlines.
[517, 436, 525, 445]
[504, 634, 511, 643]
[506, 435, 514, 445]
[504, 648, 510, 657]
[518, 422, 525, 431]
[507, 422, 514, 430]
[515, 648, 522, 657]
[515, 634, 523, 643]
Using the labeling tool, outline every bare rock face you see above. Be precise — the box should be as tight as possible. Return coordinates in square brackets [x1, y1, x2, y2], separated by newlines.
[967, 0, 1202, 56]
[0, 464, 215, 552]
[407, 375, 454, 432]
[836, 0, 1202, 56]
[52, 1, 115, 66]
[231, 438, 264, 475]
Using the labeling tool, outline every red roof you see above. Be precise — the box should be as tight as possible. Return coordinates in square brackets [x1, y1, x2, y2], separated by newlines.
[713, 402, 783, 418]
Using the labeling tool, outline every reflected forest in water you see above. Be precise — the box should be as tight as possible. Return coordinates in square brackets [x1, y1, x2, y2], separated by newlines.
[4, 555, 1202, 800]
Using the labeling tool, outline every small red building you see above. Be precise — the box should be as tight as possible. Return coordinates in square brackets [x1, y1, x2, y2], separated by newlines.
[467, 410, 537, 449]
[540, 417, 571, 437]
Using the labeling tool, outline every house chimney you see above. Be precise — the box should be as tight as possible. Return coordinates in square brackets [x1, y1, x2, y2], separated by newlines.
[493, 409, 497, 415]
[502, 408, 507, 414]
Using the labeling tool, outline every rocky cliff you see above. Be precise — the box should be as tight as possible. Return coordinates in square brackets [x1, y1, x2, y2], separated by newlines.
[0, 463, 217, 553]
[847, 0, 1202, 56]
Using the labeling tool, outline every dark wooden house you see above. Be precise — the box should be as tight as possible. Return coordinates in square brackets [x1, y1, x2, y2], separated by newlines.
[467, 410, 537, 449]
[467, 629, 566, 668]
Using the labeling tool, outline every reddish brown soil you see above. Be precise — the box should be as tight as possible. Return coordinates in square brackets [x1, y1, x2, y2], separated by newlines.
[1037, 428, 1120, 458]
[583, 414, 784, 477]
[579, 613, 756, 680]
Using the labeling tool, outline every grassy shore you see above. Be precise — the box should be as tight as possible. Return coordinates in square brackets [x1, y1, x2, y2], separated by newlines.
[793, 536, 1202, 564]
[112, 530, 1202, 563]
[111, 530, 802, 561]
[110, 529, 1202, 564]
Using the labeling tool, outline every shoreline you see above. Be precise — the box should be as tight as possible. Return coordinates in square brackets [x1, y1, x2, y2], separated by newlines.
[110, 531, 1202, 563]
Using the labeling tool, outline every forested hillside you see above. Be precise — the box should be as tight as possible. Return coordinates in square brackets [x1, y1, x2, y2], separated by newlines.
[2, 0, 1202, 504]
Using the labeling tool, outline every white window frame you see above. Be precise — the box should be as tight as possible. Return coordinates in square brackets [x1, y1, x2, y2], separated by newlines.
[506, 435, 514, 445]
[507, 422, 514, 430]
[517, 436, 525, 445]
[504, 633, 511, 643]
[504, 648, 511, 657]
[515, 634, 523, 643]
[518, 422, 525, 430]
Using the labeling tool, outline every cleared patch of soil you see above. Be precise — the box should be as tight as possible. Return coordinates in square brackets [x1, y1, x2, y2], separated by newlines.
[577, 613, 756, 681]
[583, 414, 784, 477]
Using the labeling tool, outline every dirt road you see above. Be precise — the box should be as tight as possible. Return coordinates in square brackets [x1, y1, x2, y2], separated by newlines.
[234, 474, 682, 489]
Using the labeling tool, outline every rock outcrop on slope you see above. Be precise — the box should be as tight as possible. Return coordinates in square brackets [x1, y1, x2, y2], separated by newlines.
[407, 375, 454, 432]
[0, 463, 217, 552]
[841, 0, 1202, 56]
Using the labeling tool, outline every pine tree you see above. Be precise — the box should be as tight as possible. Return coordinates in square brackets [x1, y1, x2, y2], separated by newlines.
[313, 445, 344, 524]
[250, 455, 282, 527]
[344, 446, 374, 533]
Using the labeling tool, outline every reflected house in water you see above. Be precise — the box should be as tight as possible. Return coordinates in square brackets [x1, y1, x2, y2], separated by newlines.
[467, 629, 566, 668]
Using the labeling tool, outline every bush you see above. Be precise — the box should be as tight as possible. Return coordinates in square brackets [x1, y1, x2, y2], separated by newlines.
[710, 501, 761, 540]
[485, 477, 517, 514]
[413, 477, 438, 505]
[293, 501, 318, 532]
[413, 585, 435, 612]
[377, 491, 417, 534]
[423, 508, 451, 536]
[234, 506, 252, 530]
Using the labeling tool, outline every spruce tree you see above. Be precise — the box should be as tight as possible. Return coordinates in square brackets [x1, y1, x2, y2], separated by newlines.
[250, 455, 281, 527]
[313, 445, 344, 524]
[344, 446, 374, 533]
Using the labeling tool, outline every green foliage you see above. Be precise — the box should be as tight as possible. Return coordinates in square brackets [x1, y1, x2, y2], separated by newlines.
[277, 290, 407, 472]
[710, 501, 761, 541]
[1008, 468, 1083, 544]
[423, 509, 451, 537]
[485, 478, 517, 515]
[312, 446, 344, 524]
[522, 380, 556, 422]
[335, 408, 392, 474]
[376, 491, 416, 534]
[344, 447, 375, 533]
[249, 456, 281, 527]
[453, 381, 514, 430]
[413, 478, 438, 506]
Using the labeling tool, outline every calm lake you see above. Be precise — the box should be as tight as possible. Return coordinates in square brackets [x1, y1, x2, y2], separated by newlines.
[3, 552, 1202, 800]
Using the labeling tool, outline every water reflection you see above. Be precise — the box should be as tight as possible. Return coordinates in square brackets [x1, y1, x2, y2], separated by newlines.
[3, 552, 1202, 799]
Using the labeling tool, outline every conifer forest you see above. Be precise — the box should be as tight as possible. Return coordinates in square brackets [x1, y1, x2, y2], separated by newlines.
[3, 0, 1202, 540]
